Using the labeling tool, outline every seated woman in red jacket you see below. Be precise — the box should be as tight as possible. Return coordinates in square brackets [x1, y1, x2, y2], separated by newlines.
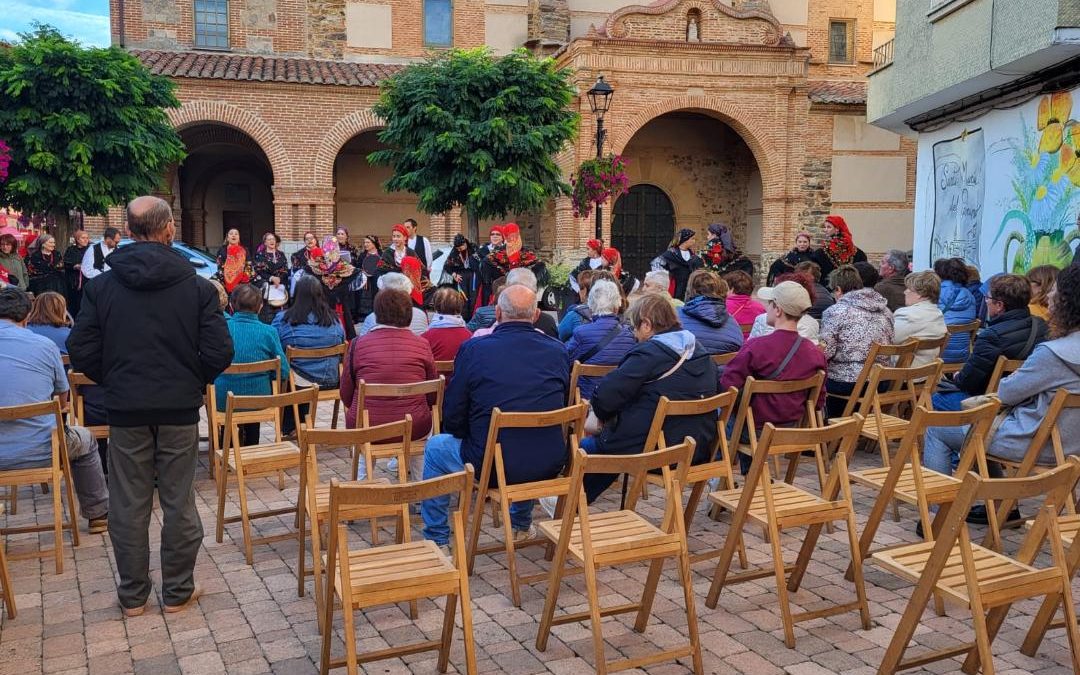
[422, 287, 473, 362]
[341, 289, 437, 451]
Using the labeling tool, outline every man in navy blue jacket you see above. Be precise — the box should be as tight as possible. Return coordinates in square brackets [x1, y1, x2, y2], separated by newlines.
[421, 285, 570, 547]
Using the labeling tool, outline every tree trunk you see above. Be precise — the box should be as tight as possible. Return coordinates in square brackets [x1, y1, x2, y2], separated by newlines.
[466, 207, 480, 245]
[52, 209, 73, 252]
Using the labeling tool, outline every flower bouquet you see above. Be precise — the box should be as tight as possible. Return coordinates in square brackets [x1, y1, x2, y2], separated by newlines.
[308, 236, 356, 289]
[571, 154, 629, 219]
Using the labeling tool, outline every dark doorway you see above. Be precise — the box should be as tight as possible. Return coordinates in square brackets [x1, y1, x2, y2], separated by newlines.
[223, 211, 255, 250]
[612, 184, 676, 280]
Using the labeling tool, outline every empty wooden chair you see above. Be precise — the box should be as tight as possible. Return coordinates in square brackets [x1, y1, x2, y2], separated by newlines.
[845, 401, 1001, 578]
[351, 377, 445, 483]
[567, 360, 617, 405]
[206, 358, 282, 477]
[834, 339, 920, 417]
[297, 419, 413, 630]
[214, 387, 319, 564]
[0, 503, 15, 619]
[286, 343, 346, 429]
[984, 355, 1025, 394]
[318, 470, 477, 675]
[843, 361, 941, 467]
[873, 458, 1080, 675]
[706, 416, 871, 648]
[466, 403, 588, 607]
[940, 319, 981, 375]
[536, 439, 702, 674]
[643, 389, 746, 565]
[0, 398, 80, 574]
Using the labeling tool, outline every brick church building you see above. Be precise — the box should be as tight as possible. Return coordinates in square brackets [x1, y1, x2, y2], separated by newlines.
[100, 0, 913, 276]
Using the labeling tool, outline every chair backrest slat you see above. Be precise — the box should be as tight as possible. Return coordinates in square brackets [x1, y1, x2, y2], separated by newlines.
[579, 440, 694, 477]
[489, 404, 589, 430]
[985, 355, 1025, 394]
[358, 378, 444, 398]
[0, 398, 61, 421]
[285, 343, 346, 361]
[303, 419, 413, 449]
[711, 352, 738, 366]
[227, 386, 321, 412]
[327, 468, 473, 508]
[224, 357, 283, 377]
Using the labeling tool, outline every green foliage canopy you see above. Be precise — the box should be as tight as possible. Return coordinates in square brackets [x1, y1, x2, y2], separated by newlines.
[0, 26, 185, 240]
[370, 47, 579, 240]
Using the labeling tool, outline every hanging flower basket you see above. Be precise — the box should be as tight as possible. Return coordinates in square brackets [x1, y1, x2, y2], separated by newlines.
[570, 154, 629, 219]
[0, 140, 10, 183]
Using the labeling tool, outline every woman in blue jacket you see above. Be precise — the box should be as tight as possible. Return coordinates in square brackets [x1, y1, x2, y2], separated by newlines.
[677, 269, 743, 354]
[934, 257, 977, 363]
[567, 279, 636, 401]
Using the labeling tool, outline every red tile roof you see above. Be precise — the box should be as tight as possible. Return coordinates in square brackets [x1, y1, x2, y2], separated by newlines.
[807, 80, 867, 105]
[132, 49, 403, 87]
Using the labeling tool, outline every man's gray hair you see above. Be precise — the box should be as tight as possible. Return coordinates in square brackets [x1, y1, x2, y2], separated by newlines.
[497, 284, 537, 321]
[127, 196, 173, 239]
[506, 267, 538, 292]
[884, 249, 909, 274]
[645, 269, 670, 288]
[587, 280, 622, 316]
[377, 272, 413, 293]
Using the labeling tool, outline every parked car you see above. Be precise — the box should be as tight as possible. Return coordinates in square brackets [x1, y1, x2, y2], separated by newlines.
[118, 239, 218, 279]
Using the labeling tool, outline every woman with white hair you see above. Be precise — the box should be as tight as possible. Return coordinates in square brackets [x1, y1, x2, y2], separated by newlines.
[357, 272, 429, 336]
[567, 280, 636, 401]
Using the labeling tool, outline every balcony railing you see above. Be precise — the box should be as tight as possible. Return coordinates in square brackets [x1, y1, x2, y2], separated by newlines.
[872, 38, 895, 70]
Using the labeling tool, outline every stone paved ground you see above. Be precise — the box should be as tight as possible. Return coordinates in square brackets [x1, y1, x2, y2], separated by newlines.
[1, 404, 1077, 675]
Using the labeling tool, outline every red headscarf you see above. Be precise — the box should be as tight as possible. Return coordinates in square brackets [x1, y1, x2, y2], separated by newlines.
[392, 223, 410, 240]
[400, 256, 425, 306]
[489, 225, 505, 239]
[586, 238, 603, 255]
[601, 247, 622, 278]
[503, 223, 521, 237]
[824, 215, 853, 245]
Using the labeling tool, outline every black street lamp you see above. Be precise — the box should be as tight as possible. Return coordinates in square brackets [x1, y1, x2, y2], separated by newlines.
[587, 74, 614, 241]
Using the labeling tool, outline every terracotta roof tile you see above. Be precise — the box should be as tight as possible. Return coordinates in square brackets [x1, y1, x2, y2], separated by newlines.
[131, 49, 403, 88]
[807, 80, 867, 105]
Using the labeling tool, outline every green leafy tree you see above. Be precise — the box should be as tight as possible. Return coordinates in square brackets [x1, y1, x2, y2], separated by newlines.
[370, 47, 579, 243]
[0, 26, 185, 246]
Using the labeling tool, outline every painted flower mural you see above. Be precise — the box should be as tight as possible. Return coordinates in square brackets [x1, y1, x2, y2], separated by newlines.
[994, 91, 1080, 273]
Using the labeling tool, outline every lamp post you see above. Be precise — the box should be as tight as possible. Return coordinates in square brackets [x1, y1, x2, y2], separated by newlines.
[587, 74, 614, 241]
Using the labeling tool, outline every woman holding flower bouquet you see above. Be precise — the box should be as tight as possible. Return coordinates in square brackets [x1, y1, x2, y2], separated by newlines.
[308, 234, 358, 339]
[812, 215, 866, 286]
[700, 223, 754, 278]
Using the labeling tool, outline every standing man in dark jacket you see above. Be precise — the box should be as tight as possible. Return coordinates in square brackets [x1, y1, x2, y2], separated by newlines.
[932, 273, 1048, 410]
[68, 196, 233, 617]
[585, 294, 718, 502]
[420, 285, 569, 547]
[874, 249, 909, 312]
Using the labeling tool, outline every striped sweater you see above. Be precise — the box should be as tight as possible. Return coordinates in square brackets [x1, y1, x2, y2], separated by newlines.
[214, 312, 290, 411]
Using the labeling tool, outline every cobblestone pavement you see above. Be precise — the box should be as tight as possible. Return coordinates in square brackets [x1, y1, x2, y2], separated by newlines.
[1, 405, 1077, 675]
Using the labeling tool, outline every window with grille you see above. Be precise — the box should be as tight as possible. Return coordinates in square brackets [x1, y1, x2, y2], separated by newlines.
[828, 19, 854, 64]
[194, 0, 229, 50]
[424, 0, 452, 47]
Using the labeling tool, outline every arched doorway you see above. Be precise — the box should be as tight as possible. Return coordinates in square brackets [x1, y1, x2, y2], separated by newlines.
[178, 124, 274, 251]
[612, 184, 675, 280]
[334, 130, 422, 244]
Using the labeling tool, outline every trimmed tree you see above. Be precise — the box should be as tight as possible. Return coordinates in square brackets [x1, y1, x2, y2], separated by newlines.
[369, 47, 579, 243]
[0, 26, 186, 246]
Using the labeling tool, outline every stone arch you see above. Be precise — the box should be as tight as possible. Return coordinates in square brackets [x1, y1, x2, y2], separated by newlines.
[315, 109, 386, 186]
[168, 101, 291, 184]
[610, 95, 779, 199]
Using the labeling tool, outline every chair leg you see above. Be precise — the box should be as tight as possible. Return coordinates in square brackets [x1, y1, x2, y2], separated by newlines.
[62, 458, 80, 549]
[466, 484, 488, 576]
[437, 593, 457, 673]
[705, 504, 746, 608]
[767, 521, 796, 649]
[676, 549, 704, 675]
[331, 400, 340, 430]
[843, 510, 872, 631]
[967, 607, 997, 675]
[341, 604, 360, 675]
[234, 467, 255, 565]
[582, 562, 609, 675]
[536, 529, 569, 653]
[7, 486, 16, 516]
[312, 520, 328, 635]
[0, 532, 14, 619]
[498, 496, 522, 607]
[52, 476, 64, 575]
[215, 463, 229, 543]
[633, 557, 665, 633]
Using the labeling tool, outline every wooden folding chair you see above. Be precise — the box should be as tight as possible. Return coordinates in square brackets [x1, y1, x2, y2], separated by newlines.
[568, 360, 617, 405]
[206, 358, 282, 478]
[841, 361, 941, 467]
[286, 343, 346, 429]
[215, 387, 319, 564]
[842, 402, 1002, 592]
[68, 372, 108, 442]
[319, 470, 477, 675]
[297, 419, 413, 630]
[0, 398, 80, 574]
[912, 334, 949, 369]
[706, 416, 871, 648]
[466, 403, 588, 607]
[983, 388, 1080, 545]
[351, 377, 445, 484]
[0, 503, 15, 619]
[728, 371, 826, 488]
[984, 354, 1024, 394]
[874, 458, 1080, 675]
[833, 339, 920, 418]
[642, 389, 746, 565]
[710, 352, 738, 367]
[535, 439, 702, 674]
[940, 319, 980, 375]
[1022, 494, 1080, 660]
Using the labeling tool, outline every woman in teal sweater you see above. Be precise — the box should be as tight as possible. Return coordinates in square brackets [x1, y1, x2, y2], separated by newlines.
[215, 284, 290, 446]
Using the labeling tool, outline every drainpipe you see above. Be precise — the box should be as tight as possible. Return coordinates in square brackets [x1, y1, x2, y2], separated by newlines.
[117, 0, 126, 47]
